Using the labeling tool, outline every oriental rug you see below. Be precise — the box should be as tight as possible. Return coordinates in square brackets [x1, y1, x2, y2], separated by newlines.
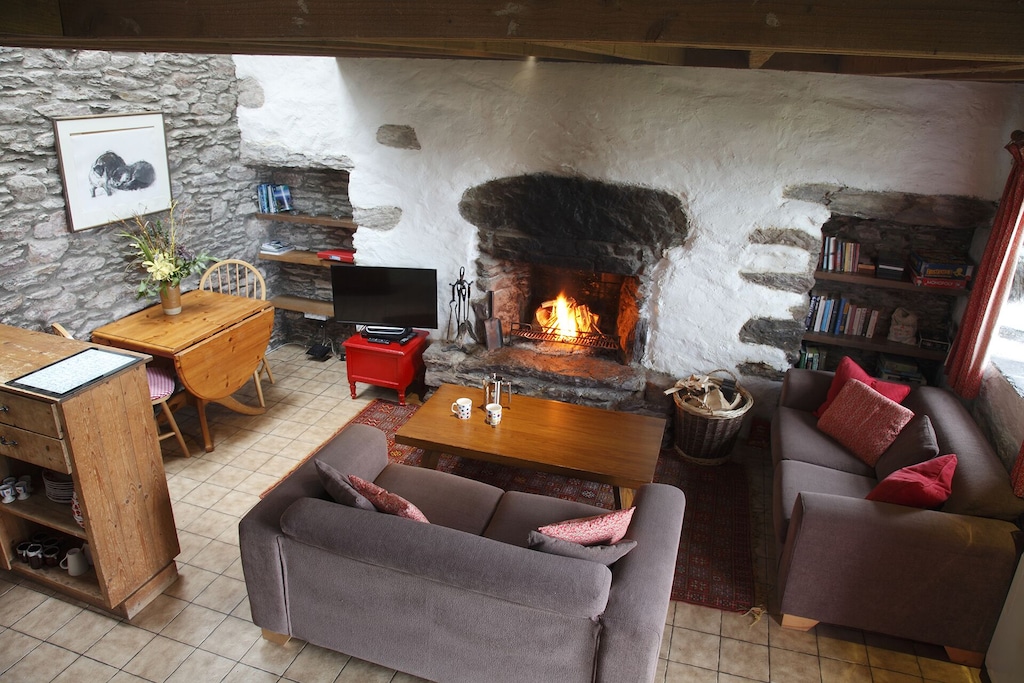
[350, 398, 756, 613]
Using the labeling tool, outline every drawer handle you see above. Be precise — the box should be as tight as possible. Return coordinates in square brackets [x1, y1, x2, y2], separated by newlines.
[0, 436, 16, 447]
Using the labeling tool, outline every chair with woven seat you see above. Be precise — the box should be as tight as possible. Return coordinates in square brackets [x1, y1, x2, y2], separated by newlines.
[51, 323, 190, 458]
[199, 258, 275, 407]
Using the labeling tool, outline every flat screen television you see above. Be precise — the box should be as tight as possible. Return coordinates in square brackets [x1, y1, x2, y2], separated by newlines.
[331, 265, 439, 333]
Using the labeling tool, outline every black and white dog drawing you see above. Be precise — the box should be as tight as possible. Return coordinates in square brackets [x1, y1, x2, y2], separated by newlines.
[89, 151, 156, 197]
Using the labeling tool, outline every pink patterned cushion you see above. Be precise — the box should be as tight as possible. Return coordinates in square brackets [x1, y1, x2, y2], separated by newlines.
[536, 507, 635, 545]
[867, 454, 958, 508]
[814, 356, 911, 418]
[348, 475, 429, 523]
[146, 366, 176, 401]
[817, 378, 915, 466]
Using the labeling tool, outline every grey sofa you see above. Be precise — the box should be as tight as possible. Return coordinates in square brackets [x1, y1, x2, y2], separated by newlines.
[772, 368, 1024, 662]
[239, 423, 686, 683]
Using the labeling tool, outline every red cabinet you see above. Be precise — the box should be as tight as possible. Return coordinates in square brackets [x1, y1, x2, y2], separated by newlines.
[342, 331, 429, 405]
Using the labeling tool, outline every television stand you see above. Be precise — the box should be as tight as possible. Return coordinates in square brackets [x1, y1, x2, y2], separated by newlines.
[343, 330, 429, 405]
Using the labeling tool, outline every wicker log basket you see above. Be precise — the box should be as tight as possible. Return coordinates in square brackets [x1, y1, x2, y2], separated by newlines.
[666, 369, 753, 466]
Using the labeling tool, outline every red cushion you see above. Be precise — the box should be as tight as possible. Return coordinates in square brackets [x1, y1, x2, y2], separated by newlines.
[348, 475, 429, 523]
[817, 379, 915, 466]
[867, 454, 958, 508]
[814, 356, 912, 418]
[536, 507, 635, 545]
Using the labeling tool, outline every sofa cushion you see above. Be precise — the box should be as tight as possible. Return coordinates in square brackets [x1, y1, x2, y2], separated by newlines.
[349, 475, 429, 523]
[772, 406, 875, 476]
[874, 415, 940, 481]
[538, 507, 635, 545]
[375, 463, 503, 535]
[814, 356, 912, 418]
[867, 454, 958, 508]
[527, 531, 638, 565]
[903, 387, 1024, 521]
[773, 459, 877, 543]
[818, 379, 914, 467]
[483, 492, 609, 547]
[315, 459, 376, 510]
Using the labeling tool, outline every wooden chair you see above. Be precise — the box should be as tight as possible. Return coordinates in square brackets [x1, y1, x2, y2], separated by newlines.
[50, 323, 190, 458]
[199, 259, 275, 407]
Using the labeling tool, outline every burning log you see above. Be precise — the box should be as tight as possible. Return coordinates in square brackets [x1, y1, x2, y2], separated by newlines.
[535, 293, 602, 339]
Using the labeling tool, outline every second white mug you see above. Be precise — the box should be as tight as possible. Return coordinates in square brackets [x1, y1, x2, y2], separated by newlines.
[485, 402, 502, 426]
[451, 397, 473, 420]
[60, 547, 90, 577]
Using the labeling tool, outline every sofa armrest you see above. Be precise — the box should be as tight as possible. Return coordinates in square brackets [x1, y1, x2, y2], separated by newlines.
[778, 491, 1020, 652]
[778, 368, 833, 412]
[238, 423, 390, 633]
[595, 483, 686, 683]
[280, 497, 613, 617]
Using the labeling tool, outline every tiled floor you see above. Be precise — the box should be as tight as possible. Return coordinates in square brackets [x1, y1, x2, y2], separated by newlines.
[0, 345, 985, 682]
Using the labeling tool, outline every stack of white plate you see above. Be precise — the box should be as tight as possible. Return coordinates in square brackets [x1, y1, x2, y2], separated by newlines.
[42, 470, 74, 504]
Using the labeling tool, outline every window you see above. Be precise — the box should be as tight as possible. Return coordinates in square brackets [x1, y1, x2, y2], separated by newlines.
[990, 250, 1024, 391]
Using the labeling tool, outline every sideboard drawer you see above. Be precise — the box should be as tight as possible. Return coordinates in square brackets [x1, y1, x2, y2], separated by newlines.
[0, 424, 71, 473]
[0, 391, 62, 438]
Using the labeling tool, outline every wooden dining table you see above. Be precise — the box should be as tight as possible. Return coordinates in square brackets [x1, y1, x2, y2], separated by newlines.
[91, 289, 275, 452]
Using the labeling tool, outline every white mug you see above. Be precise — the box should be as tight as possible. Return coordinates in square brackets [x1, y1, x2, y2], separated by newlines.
[0, 483, 15, 504]
[60, 547, 90, 577]
[451, 397, 473, 420]
[485, 402, 502, 426]
[14, 481, 30, 500]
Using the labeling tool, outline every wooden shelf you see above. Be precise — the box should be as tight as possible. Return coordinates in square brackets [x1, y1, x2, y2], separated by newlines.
[2, 495, 87, 540]
[255, 213, 357, 230]
[271, 295, 334, 317]
[258, 250, 356, 268]
[8, 561, 104, 604]
[802, 332, 948, 361]
[814, 270, 970, 296]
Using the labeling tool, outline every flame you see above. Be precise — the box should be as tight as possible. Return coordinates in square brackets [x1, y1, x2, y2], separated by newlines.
[536, 292, 600, 340]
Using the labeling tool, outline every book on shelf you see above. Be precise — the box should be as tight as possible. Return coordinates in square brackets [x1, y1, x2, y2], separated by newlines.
[259, 240, 294, 255]
[317, 248, 356, 263]
[875, 252, 906, 280]
[819, 237, 862, 273]
[909, 249, 973, 280]
[256, 183, 295, 214]
[798, 345, 827, 370]
[865, 310, 880, 338]
[909, 271, 968, 289]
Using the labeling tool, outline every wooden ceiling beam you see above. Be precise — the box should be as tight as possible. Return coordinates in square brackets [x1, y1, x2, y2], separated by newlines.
[2, 1, 1023, 64]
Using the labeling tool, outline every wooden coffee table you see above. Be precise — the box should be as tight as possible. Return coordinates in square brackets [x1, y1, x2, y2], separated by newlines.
[395, 383, 665, 508]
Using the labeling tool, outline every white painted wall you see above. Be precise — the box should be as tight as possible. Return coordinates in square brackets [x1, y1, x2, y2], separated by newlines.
[233, 56, 1023, 392]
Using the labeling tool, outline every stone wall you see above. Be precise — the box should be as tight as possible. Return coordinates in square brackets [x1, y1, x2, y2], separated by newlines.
[0, 48, 263, 341]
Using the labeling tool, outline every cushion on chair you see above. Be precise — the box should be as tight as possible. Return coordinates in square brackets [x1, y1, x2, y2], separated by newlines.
[814, 356, 912, 418]
[146, 366, 177, 402]
[817, 379, 915, 466]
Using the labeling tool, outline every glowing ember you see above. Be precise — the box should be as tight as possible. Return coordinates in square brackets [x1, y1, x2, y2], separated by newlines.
[536, 292, 601, 340]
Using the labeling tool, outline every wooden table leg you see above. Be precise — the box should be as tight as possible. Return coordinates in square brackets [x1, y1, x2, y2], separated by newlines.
[196, 398, 215, 452]
[615, 487, 636, 510]
[420, 450, 441, 469]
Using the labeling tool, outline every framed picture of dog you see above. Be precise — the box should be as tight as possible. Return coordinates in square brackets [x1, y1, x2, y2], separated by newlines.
[53, 112, 172, 232]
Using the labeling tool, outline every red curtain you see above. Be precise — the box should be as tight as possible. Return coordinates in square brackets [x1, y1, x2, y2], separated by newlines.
[946, 131, 1024, 398]
[945, 131, 1024, 498]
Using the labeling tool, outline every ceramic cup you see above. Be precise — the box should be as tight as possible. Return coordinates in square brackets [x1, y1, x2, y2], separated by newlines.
[42, 545, 61, 567]
[1, 477, 15, 487]
[14, 481, 30, 500]
[451, 397, 473, 420]
[60, 547, 89, 577]
[16, 540, 32, 563]
[26, 543, 43, 570]
[16, 475, 32, 493]
[0, 483, 15, 504]
[485, 402, 503, 426]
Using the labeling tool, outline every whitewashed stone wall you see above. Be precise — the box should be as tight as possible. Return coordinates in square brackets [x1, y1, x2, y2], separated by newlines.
[233, 55, 1024, 412]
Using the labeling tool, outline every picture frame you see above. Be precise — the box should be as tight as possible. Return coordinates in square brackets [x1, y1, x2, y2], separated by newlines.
[53, 112, 172, 232]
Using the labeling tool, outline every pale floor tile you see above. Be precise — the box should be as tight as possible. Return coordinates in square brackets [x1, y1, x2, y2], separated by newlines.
[51, 655, 120, 683]
[130, 594, 189, 634]
[122, 634, 195, 682]
[173, 531, 213, 566]
[768, 647, 823, 683]
[221, 662, 278, 683]
[163, 565, 219, 604]
[663, 660, 717, 683]
[0, 641, 78, 682]
[671, 602, 722, 636]
[667, 627, 720, 671]
[0, 585, 48, 626]
[820, 656, 873, 683]
[768, 616, 818, 655]
[0, 628, 41, 674]
[721, 609, 768, 646]
[159, 604, 227, 647]
[240, 635, 305, 676]
[86, 622, 156, 669]
[205, 465, 255, 491]
[334, 657, 397, 683]
[185, 509, 239, 540]
[13, 596, 84, 640]
[47, 609, 120, 654]
[200, 616, 262, 661]
[191, 576, 247, 615]
[164, 647, 236, 683]
[867, 644, 924, 676]
[282, 643, 351, 683]
[188, 540, 241, 575]
[181, 481, 232, 508]
[719, 637, 769, 681]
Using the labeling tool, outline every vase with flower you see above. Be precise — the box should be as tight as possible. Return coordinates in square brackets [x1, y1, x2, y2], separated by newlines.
[120, 202, 214, 315]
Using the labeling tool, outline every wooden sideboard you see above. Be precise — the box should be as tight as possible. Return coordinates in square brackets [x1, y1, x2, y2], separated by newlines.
[0, 324, 179, 618]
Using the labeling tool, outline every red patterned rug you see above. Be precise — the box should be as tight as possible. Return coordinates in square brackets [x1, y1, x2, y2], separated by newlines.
[352, 398, 756, 612]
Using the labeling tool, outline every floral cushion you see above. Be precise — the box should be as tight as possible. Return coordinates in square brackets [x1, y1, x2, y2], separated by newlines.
[536, 507, 635, 545]
[817, 378, 915, 466]
[867, 454, 958, 508]
[348, 475, 429, 523]
[526, 531, 637, 565]
[814, 356, 912, 418]
[314, 459, 376, 511]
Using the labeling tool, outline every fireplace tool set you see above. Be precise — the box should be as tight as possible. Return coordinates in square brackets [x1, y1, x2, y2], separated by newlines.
[445, 266, 479, 346]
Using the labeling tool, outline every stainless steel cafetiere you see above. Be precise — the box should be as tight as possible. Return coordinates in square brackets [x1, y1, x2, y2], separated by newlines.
[483, 372, 513, 408]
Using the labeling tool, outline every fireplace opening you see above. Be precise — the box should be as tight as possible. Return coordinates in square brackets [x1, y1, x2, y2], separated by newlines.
[507, 264, 641, 360]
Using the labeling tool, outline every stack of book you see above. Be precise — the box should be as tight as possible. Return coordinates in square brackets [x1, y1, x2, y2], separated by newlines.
[805, 294, 882, 338]
[875, 253, 906, 281]
[819, 237, 861, 273]
[256, 183, 293, 213]
[259, 240, 294, 255]
[317, 248, 356, 264]
[909, 249, 973, 290]
[877, 354, 927, 386]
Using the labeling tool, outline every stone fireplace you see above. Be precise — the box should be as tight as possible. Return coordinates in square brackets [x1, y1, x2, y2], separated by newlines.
[423, 172, 689, 412]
